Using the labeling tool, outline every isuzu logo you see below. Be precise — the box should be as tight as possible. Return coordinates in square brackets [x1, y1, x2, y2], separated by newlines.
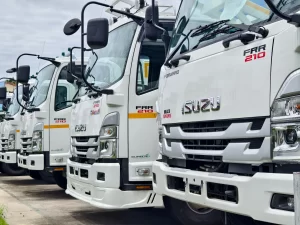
[75, 124, 86, 132]
[182, 97, 220, 114]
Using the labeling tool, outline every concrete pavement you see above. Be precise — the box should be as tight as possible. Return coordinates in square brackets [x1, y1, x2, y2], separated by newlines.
[0, 173, 179, 225]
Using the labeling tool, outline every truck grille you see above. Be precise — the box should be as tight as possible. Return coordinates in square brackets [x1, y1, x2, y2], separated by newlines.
[163, 117, 270, 164]
[71, 136, 99, 159]
[166, 117, 265, 133]
[1, 139, 8, 151]
[180, 138, 264, 151]
[21, 138, 32, 152]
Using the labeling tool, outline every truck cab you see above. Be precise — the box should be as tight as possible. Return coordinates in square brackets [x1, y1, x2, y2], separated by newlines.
[146, 0, 300, 225]
[17, 56, 86, 188]
[64, 0, 175, 209]
[0, 84, 33, 176]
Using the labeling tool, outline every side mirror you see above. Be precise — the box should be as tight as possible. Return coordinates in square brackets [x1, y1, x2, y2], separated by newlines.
[22, 85, 30, 102]
[2, 98, 10, 112]
[17, 65, 30, 84]
[0, 87, 7, 100]
[145, 5, 159, 41]
[64, 18, 82, 35]
[87, 18, 109, 49]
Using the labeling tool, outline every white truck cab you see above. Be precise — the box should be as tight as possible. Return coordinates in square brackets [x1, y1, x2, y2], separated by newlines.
[145, 0, 300, 225]
[63, 0, 175, 209]
[0, 84, 32, 176]
[16, 56, 86, 188]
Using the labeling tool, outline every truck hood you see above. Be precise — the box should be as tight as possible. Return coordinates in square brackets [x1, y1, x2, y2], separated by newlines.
[70, 97, 104, 137]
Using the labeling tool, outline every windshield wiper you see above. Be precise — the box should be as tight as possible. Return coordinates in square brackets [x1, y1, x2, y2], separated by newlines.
[165, 20, 230, 67]
[192, 25, 242, 50]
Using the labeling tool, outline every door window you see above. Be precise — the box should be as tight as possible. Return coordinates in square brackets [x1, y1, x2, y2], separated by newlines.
[55, 66, 78, 111]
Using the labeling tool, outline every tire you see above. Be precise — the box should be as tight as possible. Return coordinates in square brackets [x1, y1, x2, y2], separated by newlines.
[163, 197, 223, 225]
[39, 171, 56, 184]
[29, 170, 42, 180]
[226, 213, 273, 225]
[53, 171, 67, 190]
[1, 163, 26, 176]
[0, 162, 3, 173]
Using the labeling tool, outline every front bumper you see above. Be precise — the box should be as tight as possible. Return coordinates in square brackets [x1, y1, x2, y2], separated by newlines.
[153, 161, 294, 225]
[17, 153, 44, 170]
[1, 150, 18, 164]
[66, 159, 163, 209]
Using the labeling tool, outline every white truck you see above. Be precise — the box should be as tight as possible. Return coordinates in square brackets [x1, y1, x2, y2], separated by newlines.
[144, 0, 300, 224]
[0, 84, 32, 176]
[62, 0, 175, 209]
[14, 55, 86, 188]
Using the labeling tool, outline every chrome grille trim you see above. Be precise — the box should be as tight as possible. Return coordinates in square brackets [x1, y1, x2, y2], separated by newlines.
[71, 136, 99, 159]
[21, 138, 32, 152]
[162, 118, 271, 164]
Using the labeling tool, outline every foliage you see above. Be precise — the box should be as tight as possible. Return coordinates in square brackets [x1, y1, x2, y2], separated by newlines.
[0, 206, 8, 225]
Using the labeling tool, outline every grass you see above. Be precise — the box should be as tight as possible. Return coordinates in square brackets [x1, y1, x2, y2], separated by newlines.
[0, 206, 8, 225]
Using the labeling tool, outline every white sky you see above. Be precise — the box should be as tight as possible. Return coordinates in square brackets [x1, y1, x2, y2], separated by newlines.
[0, 0, 181, 78]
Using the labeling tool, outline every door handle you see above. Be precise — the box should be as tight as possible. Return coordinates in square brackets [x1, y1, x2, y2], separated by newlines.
[223, 33, 256, 48]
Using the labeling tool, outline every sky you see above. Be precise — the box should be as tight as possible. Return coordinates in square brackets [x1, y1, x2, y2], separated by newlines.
[0, 0, 181, 79]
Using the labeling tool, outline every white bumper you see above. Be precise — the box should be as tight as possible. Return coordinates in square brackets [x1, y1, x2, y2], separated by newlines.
[17, 153, 44, 170]
[2, 151, 17, 164]
[153, 161, 294, 225]
[66, 159, 163, 209]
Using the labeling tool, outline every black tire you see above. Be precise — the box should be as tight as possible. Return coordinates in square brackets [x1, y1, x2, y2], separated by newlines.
[29, 170, 42, 180]
[163, 197, 223, 225]
[226, 213, 273, 225]
[53, 171, 67, 190]
[1, 163, 26, 176]
[39, 171, 56, 184]
[0, 162, 3, 173]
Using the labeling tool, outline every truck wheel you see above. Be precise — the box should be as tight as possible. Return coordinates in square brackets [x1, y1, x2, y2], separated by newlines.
[226, 213, 272, 225]
[0, 162, 3, 173]
[39, 171, 56, 184]
[53, 171, 67, 190]
[29, 171, 42, 180]
[1, 163, 26, 176]
[163, 197, 223, 225]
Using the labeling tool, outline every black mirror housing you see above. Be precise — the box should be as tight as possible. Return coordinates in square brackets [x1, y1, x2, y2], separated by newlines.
[67, 62, 75, 84]
[22, 85, 30, 102]
[17, 65, 30, 84]
[0, 87, 7, 100]
[145, 6, 159, 41]
[87, 18, 109, 49]
[64, 18, 82, 35]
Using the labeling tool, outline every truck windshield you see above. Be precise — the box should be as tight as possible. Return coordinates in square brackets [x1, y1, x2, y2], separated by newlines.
[82, 22, 137, 93]
[29, 64, 56, 108]
[170, 0, 300, 57]
[7, 86, 22, 117]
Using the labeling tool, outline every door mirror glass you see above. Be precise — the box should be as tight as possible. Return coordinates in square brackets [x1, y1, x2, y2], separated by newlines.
[145, 6, 159, 41]
[87, 18, 109, 49]
[17, 65, 30, 84]
[0, 87, 7, 100]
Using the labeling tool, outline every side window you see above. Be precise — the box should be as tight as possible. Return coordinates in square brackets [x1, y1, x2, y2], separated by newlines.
[136, 44, 165, 95]
[55, 66, 77, 111]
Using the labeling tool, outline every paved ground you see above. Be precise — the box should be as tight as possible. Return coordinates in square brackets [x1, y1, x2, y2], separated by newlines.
[0, 173, 179, 225]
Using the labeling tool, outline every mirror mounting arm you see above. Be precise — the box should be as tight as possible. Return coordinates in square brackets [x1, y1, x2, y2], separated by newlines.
[264, 0, 300, 26]
[16, 53, 39, 111]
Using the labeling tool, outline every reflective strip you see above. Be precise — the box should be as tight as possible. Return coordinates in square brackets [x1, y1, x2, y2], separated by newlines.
[128, 113, 157, 119]
[44, 124, 70, 129]
[246, 1, 270, 15]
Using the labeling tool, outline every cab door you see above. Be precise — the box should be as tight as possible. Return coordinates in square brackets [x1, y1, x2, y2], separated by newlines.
[48, 66, 77, 167]
[128, 36, 167, 182]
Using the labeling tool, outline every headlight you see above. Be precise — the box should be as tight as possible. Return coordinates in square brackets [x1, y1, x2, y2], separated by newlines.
[8, 133, 15, 150]
[271, 95, 300, 161]
[99, 126, 118, 158]
[32, 131, 43, 152]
